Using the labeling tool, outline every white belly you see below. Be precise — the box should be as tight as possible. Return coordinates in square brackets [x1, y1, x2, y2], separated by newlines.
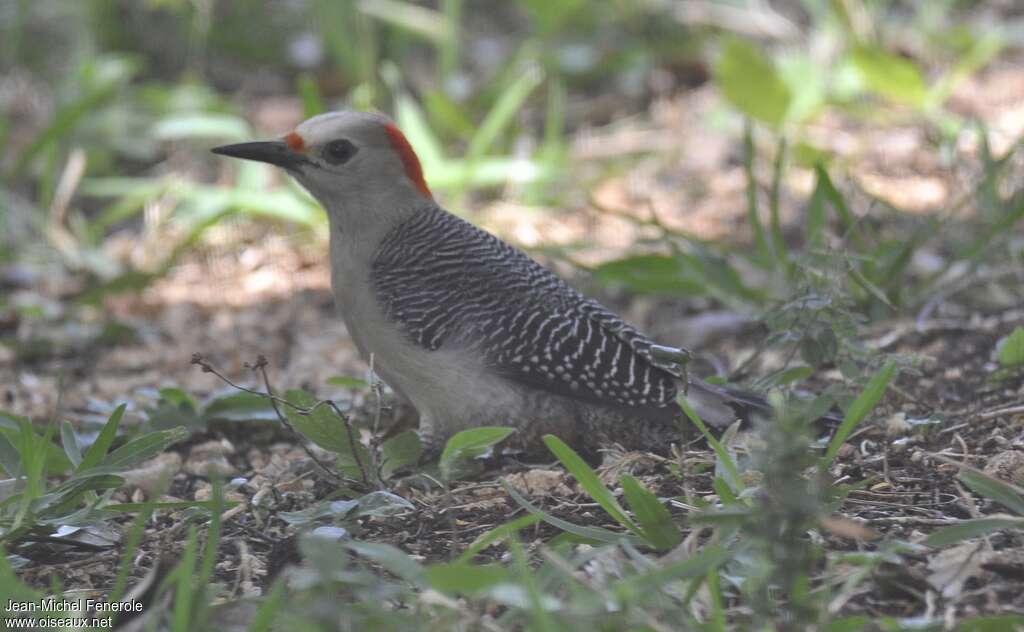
[330, 248, 525, 442]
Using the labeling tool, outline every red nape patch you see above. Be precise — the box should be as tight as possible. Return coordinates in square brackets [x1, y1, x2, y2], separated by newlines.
[284, 132, 306, 152]
[383, 123, 433, 199]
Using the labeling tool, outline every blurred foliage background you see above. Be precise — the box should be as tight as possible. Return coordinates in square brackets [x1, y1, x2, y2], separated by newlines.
[3, 0, 1019, 289]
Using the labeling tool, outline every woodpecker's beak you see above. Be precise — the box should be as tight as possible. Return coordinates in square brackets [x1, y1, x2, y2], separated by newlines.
[211, 141, 307, 170]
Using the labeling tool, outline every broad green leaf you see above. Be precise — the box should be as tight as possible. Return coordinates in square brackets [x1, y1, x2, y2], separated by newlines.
[60, 421, 82, 469]
[325, 375, 369, 389]
[850, 45, 927, 107]
[283, 389, 354, 455]
[620, 474, 682, 551]
[99, 427, 189, 470]
[824, 362, 896, 465]
[35, 475, 126, 520]
[765, 365, 814, 387]
[715, 38, 792, 127]
[924, 515, 1024, 547]
[77, 404, 126, 473]
[521, 0, 586, 34]
[202, 392, 278, 422]
[776, 53, 827, 123]
[960, 470, 1024, 516]
[159, 388, 197, 412]
[426, 563, 509, 594]
[542, 435, 640, 535]
[284, 390, 372, 478]
[593, 255, 705, 296]
[380, 431, 422, 478]
[997, 327, 1024, 367]
[439, 426, 514, 480]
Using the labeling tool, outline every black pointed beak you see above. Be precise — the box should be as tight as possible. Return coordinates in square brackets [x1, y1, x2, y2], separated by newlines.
[211, 141, 307, 170]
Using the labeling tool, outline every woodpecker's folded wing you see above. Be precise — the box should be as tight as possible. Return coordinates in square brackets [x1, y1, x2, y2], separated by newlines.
[371, 206, 679, 409]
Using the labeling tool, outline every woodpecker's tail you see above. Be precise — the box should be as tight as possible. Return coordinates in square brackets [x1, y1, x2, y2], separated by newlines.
[683, 378, 844, 429]
[682, 378, 772, 429]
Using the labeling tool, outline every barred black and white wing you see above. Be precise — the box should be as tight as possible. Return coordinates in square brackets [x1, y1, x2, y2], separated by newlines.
[371, 206, 678, 409]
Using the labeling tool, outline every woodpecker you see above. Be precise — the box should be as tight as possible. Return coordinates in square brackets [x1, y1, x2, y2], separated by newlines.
[212, 111, 763, 458]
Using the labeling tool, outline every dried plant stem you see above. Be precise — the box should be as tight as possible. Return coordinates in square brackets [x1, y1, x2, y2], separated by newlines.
[191, 353, 360, 486]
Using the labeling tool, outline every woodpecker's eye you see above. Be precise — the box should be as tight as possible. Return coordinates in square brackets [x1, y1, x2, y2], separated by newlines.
[323, 139, 358, 165]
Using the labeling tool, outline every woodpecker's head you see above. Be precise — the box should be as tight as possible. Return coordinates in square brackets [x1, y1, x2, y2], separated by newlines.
[212, 111, 432, 232]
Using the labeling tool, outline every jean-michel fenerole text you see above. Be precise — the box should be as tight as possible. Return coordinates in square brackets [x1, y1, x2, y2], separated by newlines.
[6, 598, 143, 613]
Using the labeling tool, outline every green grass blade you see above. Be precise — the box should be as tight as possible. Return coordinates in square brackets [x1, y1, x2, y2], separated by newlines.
[742, 121, 772, 264]
[12, 78, 124, 177]
[108, 503, 155, 602]
[678, 397, 744, 494]
[706, 569, 726, 632]
[464, 65, 544, 168]
[99, 427, 189, 470]
[172, 527, 198, 632]
[60, 420, 82, 469]
[77, 404, 126, 473]
[457, 513, 543, 564]
[297, 73, 325, 118]
[925, 516, 1024, 548]
[542, 434, 640, 535]
[613, 545, 732, 595]
[824, 362, 896, 465]
[248, 578, 286, 632]
[509, 539, 560, 632]
[501, 479, 643, 546]
[769, 134, 788, 269]
[959, 470, 1024, 516]
[620, 474, 682, 550]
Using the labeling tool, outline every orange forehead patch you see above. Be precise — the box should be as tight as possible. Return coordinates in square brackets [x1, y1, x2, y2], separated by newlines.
[383, 123, 433, 199]
[284, 131, 305, 152]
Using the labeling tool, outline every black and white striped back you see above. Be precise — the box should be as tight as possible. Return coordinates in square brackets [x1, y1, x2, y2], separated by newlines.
[371, 205, 678, 410]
